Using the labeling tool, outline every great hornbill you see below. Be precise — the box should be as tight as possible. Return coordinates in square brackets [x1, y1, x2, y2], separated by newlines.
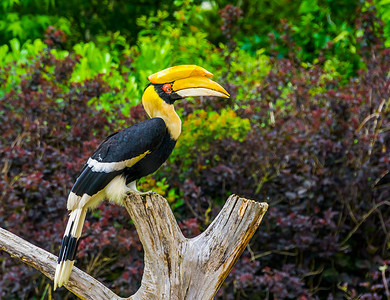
[53, 65, 229, 289]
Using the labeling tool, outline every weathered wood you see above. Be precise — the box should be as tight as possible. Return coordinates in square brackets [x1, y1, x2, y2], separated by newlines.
[0, 194, 268, 299]
[0, 227, 123, 300]
[126, 194, 268, 300]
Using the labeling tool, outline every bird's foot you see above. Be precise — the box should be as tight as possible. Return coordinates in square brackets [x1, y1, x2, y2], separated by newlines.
[138, 190, 156, 196]
[128, 190, 156, 196]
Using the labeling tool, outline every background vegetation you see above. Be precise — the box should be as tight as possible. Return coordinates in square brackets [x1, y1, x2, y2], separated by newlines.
[0, 0, 389, 299]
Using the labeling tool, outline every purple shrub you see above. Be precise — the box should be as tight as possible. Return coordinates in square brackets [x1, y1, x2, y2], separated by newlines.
[160, 5, 390, 299]
[0, 50, 145, 298]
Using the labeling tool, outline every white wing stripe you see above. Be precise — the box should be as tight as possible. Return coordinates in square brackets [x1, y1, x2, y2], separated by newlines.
[87, 151, 150, 173]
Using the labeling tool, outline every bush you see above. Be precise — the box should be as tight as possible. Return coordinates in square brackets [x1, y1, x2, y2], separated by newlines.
[0, 0, 176, 46]
[160, 6, 390, 299]
[0, 2, 389, 300]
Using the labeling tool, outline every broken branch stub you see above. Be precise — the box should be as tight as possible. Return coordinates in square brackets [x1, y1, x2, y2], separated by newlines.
[124, 193, 268, 300]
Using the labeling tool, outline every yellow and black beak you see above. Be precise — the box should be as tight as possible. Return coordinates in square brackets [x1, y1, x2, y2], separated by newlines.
[148, 65, 230, 99]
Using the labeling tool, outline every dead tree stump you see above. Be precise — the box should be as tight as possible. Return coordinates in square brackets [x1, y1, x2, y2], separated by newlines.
[0, 193, 268, 299]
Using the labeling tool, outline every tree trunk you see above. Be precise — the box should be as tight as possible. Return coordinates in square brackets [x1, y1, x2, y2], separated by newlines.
[0, 193, 268, 299]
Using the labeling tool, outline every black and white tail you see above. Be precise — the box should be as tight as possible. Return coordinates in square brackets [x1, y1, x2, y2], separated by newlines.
[54, 208, 87, 289]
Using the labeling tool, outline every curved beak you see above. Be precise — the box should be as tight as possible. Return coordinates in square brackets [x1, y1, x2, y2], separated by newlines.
[172, 76, 230, 99]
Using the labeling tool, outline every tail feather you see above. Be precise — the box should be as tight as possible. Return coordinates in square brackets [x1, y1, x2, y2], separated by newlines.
[54, 208, 87, 290]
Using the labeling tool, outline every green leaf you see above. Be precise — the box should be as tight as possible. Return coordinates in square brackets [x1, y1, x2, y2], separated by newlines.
[333, 31, 350, 43]
[0, 44, 9, 63]
[298, 0, 320, 14]
[9, 38, 20, 52]
[6, 12, 19, 23]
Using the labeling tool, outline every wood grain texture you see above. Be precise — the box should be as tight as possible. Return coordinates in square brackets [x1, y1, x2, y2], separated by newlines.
[0, 227, 123, 300]
[0, 194, 268, 300]
[125, 193, 268, 300]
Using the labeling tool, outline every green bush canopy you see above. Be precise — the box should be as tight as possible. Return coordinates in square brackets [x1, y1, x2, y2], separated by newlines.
[0, 1, 389, 299]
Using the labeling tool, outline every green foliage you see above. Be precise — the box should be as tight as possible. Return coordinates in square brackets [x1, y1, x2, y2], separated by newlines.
[0, 38, 142, 115]
[224, 46, 271, 100]
[72, 42, 114, 81]
[294, 0, 364, 75]
[240, 1, 363, 77]
[0, 0, 178, 45]
[133, 1, 226, 88]
[0, 5, 230, 114]
[0, 38, 47, 98]
[1, 0, 389, 80]
[0, 0, 70, 43]
[169, 109, 251, 174]
[138, 175, 183, 207]
[376, 0, 390, 46]
[0, 38, 46, 64]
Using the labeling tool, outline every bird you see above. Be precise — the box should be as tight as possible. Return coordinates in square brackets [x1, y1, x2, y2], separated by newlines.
[53, 65, 229, 289]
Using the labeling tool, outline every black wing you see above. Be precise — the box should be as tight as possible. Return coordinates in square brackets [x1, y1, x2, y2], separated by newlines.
[71, 117, 167, 197]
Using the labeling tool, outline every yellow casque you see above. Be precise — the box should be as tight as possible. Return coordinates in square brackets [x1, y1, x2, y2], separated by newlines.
[148, 65, 213, 84]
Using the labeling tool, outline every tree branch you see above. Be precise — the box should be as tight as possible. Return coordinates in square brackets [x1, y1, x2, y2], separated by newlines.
[0, 194, 268, 299]
[0, 227, 123, 300]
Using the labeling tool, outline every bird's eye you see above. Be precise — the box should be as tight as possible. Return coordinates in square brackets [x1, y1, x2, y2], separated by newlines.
[162, 83, 172, 93]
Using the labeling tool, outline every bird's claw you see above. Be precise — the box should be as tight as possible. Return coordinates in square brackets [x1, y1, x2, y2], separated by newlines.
[139, 190, 156, 196]
[129, 190, 156, 196]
